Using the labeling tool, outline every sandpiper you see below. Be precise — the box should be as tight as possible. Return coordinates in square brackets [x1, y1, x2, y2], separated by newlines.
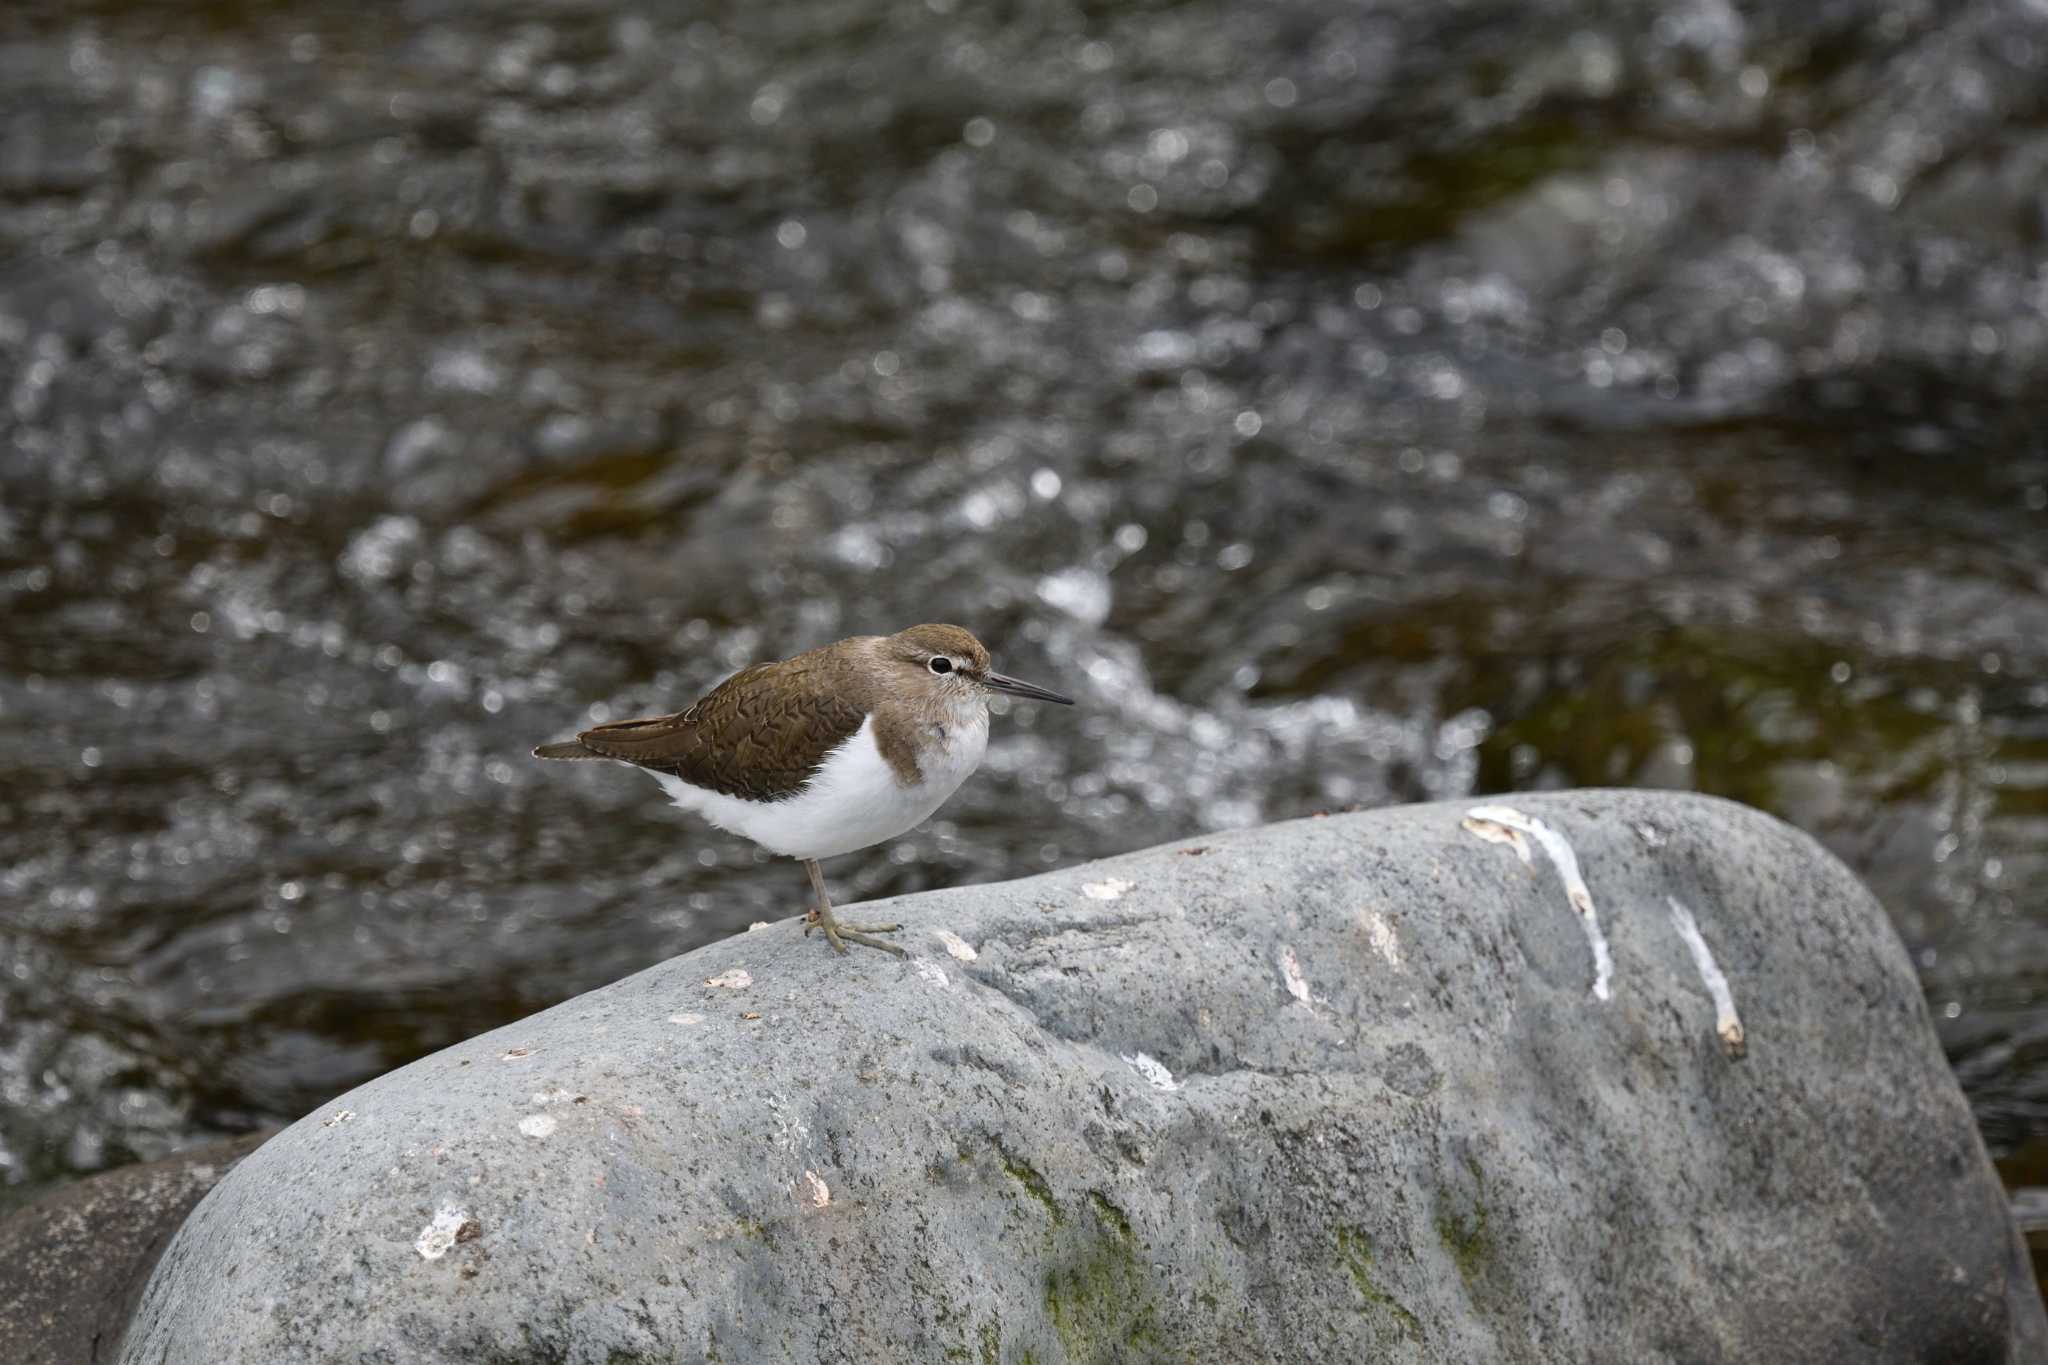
[533, 624, 1073, 957]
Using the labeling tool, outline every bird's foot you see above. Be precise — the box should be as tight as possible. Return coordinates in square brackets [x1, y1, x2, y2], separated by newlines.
[803, 907, 906, 958]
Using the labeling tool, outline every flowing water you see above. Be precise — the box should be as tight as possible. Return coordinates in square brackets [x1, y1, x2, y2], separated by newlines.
[2, 0, 2046, 1208]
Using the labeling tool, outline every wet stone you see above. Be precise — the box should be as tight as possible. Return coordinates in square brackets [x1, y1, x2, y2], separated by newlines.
[115, 793, 2042, 1364]
[0, 1132, 270, 1365]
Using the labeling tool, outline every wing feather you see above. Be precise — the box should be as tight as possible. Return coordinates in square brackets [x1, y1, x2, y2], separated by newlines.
[569, 659, 868, 802]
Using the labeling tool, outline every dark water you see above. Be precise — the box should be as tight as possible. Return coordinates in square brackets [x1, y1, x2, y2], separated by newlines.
[2, 0, 2045, 1208]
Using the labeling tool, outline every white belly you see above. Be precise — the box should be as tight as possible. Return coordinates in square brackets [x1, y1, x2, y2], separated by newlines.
[647, 711, 989, 861]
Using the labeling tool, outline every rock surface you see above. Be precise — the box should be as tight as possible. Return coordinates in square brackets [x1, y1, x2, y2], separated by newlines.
[118, 791, 2043, 1363]
[0, 1132, 269, 1365]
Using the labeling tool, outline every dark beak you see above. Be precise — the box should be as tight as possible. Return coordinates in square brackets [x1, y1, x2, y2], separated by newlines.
[983, 671, 1075, 705]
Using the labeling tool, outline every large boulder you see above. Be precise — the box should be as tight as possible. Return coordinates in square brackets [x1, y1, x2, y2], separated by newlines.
[117, 791, 2042, 1363]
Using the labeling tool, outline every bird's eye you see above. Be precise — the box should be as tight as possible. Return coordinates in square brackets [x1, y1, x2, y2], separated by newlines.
[928, 656, 954, 675]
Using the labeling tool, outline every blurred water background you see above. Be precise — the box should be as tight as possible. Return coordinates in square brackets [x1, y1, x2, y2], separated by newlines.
[2, 0, 2045, 1217]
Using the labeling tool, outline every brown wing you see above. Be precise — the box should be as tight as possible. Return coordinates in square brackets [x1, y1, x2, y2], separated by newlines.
[570, 659, 868, 802]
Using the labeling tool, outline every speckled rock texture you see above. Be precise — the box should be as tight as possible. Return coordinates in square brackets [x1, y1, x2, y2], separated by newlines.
[117, 791, 2043, 1364]
[0, 1132, 269, 1365]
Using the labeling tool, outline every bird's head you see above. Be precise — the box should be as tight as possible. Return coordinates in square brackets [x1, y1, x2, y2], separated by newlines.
[882, 624, 1074, 707]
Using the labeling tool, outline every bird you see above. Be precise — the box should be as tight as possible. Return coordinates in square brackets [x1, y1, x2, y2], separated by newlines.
[533, 624, 1073, 957]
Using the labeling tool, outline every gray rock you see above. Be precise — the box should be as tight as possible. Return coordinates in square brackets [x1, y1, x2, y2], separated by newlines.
[0, 1132, 269, 1365]
[117, 792, 2044, 1364]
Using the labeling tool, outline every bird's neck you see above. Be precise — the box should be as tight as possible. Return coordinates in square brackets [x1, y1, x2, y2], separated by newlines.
[869, 690, 987, 787]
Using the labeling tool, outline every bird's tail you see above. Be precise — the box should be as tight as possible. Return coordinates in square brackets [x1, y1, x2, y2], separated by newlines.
[532, 741, 603, 760]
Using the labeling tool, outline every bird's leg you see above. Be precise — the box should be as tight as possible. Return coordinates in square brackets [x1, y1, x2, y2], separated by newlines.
[800, 858, 904, 957]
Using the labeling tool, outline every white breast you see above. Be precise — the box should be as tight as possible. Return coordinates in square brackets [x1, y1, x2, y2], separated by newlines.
[648, 707, 989, 862]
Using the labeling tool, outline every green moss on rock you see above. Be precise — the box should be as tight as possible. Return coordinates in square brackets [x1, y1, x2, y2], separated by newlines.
[999, 1153, 1064, 1227]
[1335, 1225, 1422, 1343]
[1040, 1194, 1163, 1362]
[1435, 1158, 1492, 1288]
